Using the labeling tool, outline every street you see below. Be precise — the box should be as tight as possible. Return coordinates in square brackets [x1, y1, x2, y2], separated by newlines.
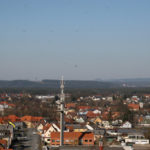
[11, 128, 41, 150]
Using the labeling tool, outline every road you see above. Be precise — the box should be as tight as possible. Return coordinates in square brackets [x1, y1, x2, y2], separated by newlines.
[11, 128, 41, 150]
[24, 128, 41, 150]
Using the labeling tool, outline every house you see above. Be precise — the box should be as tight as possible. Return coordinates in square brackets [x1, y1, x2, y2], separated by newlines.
[21, 116, 33, 128]
[37, 123, 45, 134]
[21, 116, 43, 128]
[120, 121, 132, 128]
[66, 125, 74, 132]
[4, 115, 20, 123]
[85, 124, 94, 131]
[66, 112, 76, 118]
[86, 111, 100, 119]
[144, 94, 150, 99]
[94, 117, 102, 125]
[131, 96, 139, 101]
[73, 125, 87, 132]
[75, 117, 85, 123]
[101, 112, 109, 120]
[128, 103, 139, 111]
[0, 115, 20, 124]
[0, 139, 8, 149]
[92, 96, 101, 101]
[65, 103, 76, 109]
[64, 117, 74, 124]
[93, 110, 101, 114]
[78, 106, 91, 111]
[138, 116, 144, 124]
[0, 124, 14, 147]
[0, 117, 4, 124]
[106, 97, 113, 102]
[42, 123, 60, 144]
[78, 111, 88, 115]
[101, 121, 110, 128]
[14, 121, 26, 130]
[94, 129, 105, 139]
[21, 116, 43, 122]
[112, 112, 120, 120]
[51, 132, 94, 146]
[112, 120, 122, 126]
[0, 102, 15, 109]
[0, 130, 10, 139]
[65, 124, 87, 133]
[0, 105, 4, 113]
[139, 117, 150, 127]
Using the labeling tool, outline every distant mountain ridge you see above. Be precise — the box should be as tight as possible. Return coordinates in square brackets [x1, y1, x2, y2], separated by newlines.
[108, 78, 150, 87]
[0, 80, 116, 88]
[0, 78, 150, 88]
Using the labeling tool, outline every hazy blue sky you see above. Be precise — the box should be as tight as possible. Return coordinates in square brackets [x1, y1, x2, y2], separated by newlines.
[0, 0, 150, 80]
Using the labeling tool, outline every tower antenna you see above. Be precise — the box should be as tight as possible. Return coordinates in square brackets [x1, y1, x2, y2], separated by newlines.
[60, 76, 65, 146]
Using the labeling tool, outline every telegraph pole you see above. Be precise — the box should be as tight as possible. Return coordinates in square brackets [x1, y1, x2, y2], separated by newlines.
[60, 76, 65, 146]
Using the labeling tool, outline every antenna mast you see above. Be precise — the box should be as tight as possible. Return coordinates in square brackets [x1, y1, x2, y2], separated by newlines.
[60, 76, 65, 146]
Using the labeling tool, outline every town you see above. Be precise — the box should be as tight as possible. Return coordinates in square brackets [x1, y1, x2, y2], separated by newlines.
[1, 82, 150, 150]
[1, 0, 150, 149]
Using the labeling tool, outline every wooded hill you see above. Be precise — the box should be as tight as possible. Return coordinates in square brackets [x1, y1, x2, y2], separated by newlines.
[0, 78, 150, 88]
[0, 80, 117, 88]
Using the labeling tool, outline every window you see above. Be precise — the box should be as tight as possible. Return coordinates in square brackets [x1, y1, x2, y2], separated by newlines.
[52, 140, 55, 142]
[129, 136, 136, 139]
[65, 139, 69, 142]
[137, 136, 144, 139]
[89, 139, 92, 142]
[47, 139, 50, 141]
[85, 140, 88, 142]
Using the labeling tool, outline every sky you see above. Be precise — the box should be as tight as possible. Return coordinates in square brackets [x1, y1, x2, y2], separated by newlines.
[0, 0, 150, 80]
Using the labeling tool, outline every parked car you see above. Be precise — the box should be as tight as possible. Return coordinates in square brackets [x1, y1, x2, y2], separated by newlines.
[124, 133, 149, 144]
[17, 136, 28, 141]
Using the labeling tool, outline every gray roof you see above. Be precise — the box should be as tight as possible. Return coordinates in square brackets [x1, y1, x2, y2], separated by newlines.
[93, 129, 105, 135]
[117, 128, 141, 134]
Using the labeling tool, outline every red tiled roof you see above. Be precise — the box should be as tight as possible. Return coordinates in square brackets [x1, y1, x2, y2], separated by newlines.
[21, 116, 32, 122]
[102, 111, 109, 120]
[0, 115, 43, 123]
[66, 125, 74, 131]
[21, 116, 43, 122]
[86, 111, 100, 118]
[138, 116, 143, 123]
[43, 123, 52, 132]
[2, 115, 20, 123]
[0, 102, 15, 107]
[128, 103, 139, 110]
[78, 106, 91, 110]
[0, 101, 9, 105]
[32, 117, 43, 122]
[66, 112, 76, 118]
[64, 117, 74, 124]
[7, 115, 20, 122]
[66, 103, 76, 109]
[144, 94, 150, 97]
[7, 104, 15, 107]
[112, 112, 120, 119]
[0, 139, 7, 145]
[51, 132, 94, 139]
[0, 117, 3, 123]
